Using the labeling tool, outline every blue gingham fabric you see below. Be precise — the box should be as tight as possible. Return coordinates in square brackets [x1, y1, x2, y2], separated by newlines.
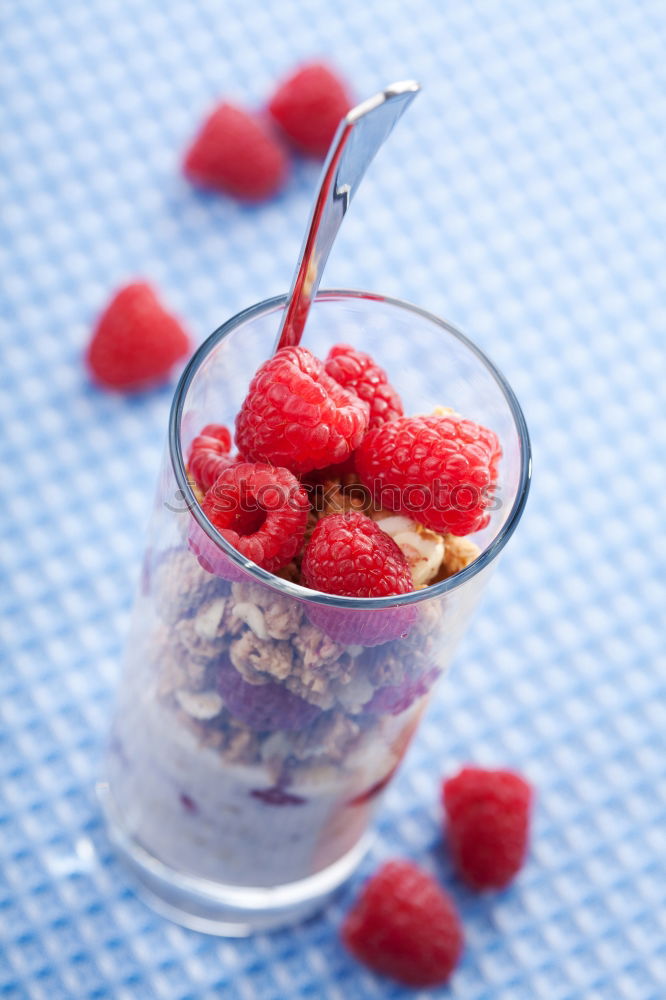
[2, 0, 665, 997]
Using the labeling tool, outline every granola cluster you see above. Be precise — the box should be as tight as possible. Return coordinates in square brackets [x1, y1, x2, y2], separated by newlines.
[284, 472, 481, 589]
[146, 457, 482, 787]
[147, 539, 475, 784]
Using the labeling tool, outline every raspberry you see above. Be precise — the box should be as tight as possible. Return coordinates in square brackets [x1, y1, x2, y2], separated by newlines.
[187, 424, 237, 492]
[443, 766, 533, 890]
[217, 654, 321, 731]
[267, 62, 352, 158]
[325, 344, 404, 427]
[341, 860, 463, 987]
[183, 102, 289, 201]
[235, 347, 369, 475]
[357, 414, 501, 536]
[301, 452, 358, 487]
[187, 424, 233, 492]
[201, 463, 310, 574]
[362, 667, 439, 715]
[302, 512, 412, 599]
[86, 282, 190, 391]
[301, 512, 415, 645]
[199, 423, 232, 451]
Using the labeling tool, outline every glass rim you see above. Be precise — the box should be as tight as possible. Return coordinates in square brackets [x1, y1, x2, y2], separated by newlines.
[169, 289, 532, 609]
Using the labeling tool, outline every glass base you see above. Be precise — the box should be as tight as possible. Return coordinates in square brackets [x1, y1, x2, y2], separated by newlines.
[97, 782, 371, 936]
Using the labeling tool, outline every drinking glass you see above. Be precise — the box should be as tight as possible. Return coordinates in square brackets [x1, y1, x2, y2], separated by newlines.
[99, 290, 531, 934]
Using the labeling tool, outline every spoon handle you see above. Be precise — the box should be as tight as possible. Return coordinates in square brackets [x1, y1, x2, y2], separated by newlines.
[274, 80, 421, 353]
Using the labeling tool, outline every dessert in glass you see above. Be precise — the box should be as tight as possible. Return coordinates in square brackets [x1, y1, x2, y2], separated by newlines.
[100, 290, 531, 934]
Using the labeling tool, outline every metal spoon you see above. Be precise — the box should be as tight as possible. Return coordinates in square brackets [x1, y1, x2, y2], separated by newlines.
[274, 80, 421, 353]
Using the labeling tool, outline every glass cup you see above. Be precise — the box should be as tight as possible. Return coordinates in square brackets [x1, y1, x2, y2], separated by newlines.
[99, 290, 531, 935]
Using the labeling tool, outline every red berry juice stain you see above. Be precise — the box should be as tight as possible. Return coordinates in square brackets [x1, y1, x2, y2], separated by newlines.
[251, 787, 306, 806]
[179, 793, 198, 814]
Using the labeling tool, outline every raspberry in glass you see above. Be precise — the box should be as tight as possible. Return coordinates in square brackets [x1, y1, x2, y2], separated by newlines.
[187, 424, 235, 493]
[357, 413, 501, 536]
[216, 654, 321, 732]
[362, 667, 438, 715]
[325, 343, 403, 427]
[235, 346, 369, 475]
[301, 512, 412, 599]
[201, 462, 309, 573]
[301, 511, 416, 645]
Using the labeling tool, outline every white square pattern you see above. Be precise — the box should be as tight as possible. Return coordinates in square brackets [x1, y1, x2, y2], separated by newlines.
[1, 0, 665, 997]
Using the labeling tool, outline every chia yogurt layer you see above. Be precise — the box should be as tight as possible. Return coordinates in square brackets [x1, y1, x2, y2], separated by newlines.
[105, 523, 481, 887]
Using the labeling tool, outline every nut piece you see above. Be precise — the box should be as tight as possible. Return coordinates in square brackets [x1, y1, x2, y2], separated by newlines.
[232, 602, 269, 640]
[283, 671, 336, 710]
[230, 580, 303, 639]
[193, 597, 227, 639]
[175, 689, 224, 720]
[331, 669, 376, 713]
[280, 625, 352, 709]
[195, 713, 263, 764]
[374, 514, 445, 587]
[229, 630, 294, 684]
[174, 616, 224, 662]
[291, 624, 346, 673]
[262, 600, 303, 640]
[442, 535, 481, 577]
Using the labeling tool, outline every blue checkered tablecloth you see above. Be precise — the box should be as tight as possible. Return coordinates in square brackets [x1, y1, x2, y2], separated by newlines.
[1, 0, 665, 997]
